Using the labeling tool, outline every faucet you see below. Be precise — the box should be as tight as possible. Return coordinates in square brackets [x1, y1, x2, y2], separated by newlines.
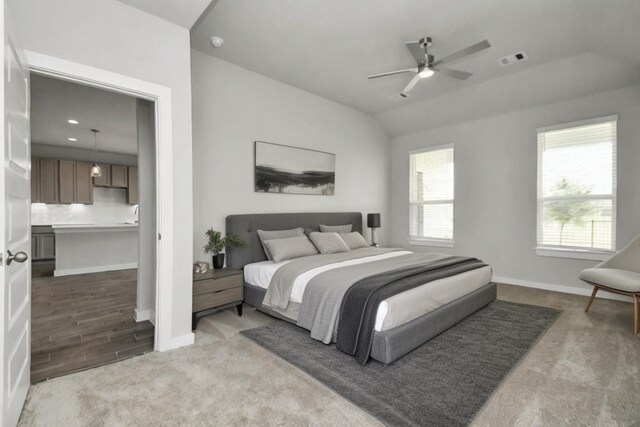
[134, 205, 139, 223]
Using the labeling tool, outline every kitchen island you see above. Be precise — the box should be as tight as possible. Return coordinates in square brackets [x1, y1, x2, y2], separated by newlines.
[52, 223, 138, 277]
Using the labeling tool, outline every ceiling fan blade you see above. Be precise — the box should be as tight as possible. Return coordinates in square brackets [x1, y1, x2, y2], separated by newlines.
[430, 39, 491, 67]
[432, 67, 472, 80]
[367, 68, 418, 79]
[405, 41, 427, 67]
[402, 74, 422, 94]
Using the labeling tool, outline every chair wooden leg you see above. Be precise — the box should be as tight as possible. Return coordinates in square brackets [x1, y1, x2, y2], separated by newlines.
[585, 286, 599, 313]
[634, 295, 639, 336]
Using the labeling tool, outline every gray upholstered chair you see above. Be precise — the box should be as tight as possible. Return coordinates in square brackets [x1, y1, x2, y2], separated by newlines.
[579, 235, 640, 335]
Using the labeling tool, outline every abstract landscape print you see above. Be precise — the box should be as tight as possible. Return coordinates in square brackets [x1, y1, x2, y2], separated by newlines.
[255, 141, 335, 195]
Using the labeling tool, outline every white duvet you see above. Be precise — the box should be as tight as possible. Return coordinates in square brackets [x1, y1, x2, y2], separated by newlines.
[244, 252, 493, 332]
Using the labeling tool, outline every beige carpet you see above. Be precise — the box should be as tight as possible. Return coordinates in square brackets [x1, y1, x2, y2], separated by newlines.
[19, 284, 640, 426]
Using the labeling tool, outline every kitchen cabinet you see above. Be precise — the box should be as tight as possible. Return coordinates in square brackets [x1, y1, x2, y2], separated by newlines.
[59, 160, 94, 204]
[111, 165, 128, 188]
[38, 234, 56, 260]
[75, 162, 93, 204]
[127, 166, 139, 205]
[93, 164, 128, 188]
[32, 226, 55, 261]
[31, 237, 37, 259]
[38, 158, 59, 203]
[31, 158, 39, 201]
[59, 160, 75, 203]
[92, 163, 111, 187]
[32, 156, 134, 203]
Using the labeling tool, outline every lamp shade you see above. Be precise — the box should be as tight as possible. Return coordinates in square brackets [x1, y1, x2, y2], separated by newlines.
[367, 213, 381, 228]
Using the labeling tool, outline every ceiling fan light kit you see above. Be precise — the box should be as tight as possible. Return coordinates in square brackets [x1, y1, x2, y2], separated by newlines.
[368, 36, 491, 95]
[418, 68, 434, 78]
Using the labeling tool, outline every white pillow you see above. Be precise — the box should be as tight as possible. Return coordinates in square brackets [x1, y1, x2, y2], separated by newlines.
[339, 232, 370, 250]
[309, 232, 351, 254]
[319, 224, 353, 233]
[263, 235, 319, 263]
[257, 227, 304, 260]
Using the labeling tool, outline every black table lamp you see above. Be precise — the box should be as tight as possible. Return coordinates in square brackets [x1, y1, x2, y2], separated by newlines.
[367, 213, 381, 247]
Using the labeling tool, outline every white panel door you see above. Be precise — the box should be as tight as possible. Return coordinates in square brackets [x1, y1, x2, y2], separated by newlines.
[0, 1, 31, 426]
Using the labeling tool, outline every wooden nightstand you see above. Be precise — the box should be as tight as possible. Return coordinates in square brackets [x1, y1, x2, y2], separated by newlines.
[192, 268, 243, 330]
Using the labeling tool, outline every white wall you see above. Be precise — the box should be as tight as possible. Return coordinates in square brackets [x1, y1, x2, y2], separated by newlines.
[389, 85, 640, 293]
[32, 187, 137, 225]
[12, 0, 193, 344]
[136, 99, 157, 323]
[191, 50, 390, 261]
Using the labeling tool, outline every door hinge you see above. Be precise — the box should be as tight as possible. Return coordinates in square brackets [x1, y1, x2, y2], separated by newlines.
[158, 233, 162, 240]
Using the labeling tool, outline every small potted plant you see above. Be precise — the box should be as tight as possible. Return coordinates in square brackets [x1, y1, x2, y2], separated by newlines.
[203, 228, 245, 269]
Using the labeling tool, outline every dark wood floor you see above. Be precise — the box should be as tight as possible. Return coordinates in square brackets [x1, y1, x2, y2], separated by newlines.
[31, 264, 154, 383]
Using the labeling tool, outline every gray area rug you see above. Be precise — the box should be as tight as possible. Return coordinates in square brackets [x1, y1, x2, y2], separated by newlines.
[241, 300, 561, 427]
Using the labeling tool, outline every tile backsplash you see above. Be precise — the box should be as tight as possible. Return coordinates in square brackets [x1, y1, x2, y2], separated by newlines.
[32, 187, 138, 225]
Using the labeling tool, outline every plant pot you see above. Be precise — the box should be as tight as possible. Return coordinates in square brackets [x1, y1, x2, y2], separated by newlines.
[212, 253, 225, 269]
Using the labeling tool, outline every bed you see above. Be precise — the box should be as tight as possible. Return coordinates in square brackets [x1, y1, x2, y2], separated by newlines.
[226, 212, 496, 365]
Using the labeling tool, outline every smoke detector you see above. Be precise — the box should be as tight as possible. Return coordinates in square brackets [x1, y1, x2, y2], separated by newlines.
[210, 36, 224, 48]
[498, 51, 528, 66]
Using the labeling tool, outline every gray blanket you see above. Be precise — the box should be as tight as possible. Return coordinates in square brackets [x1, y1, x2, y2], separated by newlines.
[336, 256, 487, 364]
[297, 252, 448, 343]
[262, 247, 400, 310]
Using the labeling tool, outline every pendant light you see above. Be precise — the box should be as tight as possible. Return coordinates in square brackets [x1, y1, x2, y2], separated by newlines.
[90, 128, 102, 177]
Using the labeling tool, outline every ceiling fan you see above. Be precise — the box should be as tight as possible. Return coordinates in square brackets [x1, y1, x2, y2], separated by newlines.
[368, 37, 491, 95]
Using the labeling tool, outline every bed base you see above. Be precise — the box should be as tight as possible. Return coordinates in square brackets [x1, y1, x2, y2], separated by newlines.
[243, 281, 497, 365]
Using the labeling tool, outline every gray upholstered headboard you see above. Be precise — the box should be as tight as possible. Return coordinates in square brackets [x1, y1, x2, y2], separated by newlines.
[225, 212, 363, 270]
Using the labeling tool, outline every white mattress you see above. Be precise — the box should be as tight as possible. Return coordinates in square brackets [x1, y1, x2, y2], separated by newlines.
[244, 253, 492, 332]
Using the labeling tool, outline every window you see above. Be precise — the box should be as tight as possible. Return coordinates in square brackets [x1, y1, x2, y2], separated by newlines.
[537, 115, 617, 259]
[409, 145, 454, 246]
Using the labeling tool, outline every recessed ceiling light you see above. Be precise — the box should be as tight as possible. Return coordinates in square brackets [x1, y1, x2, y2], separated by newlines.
[68, 119, 79, 125]
[210, 36, 224, 48]
[68, 137, 77, 142]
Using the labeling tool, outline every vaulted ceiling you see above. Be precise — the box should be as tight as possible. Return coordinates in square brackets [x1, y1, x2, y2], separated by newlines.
[191, 0, 640, 136]
[117, 0, 214, 29]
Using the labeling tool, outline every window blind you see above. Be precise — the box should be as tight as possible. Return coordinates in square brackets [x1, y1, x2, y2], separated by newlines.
[409, 146, 454, 241]
[537, 116, 617, 251]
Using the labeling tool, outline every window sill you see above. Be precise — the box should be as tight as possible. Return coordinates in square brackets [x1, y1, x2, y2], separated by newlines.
[535, 247, 614, 261]
[407, 237, 454, 248]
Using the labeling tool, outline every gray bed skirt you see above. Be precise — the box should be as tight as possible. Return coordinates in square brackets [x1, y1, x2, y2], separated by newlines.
[243, 281, 497, 365]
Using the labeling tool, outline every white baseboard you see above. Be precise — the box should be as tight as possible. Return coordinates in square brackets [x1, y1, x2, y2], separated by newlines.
[157, 333, 195, 352]
[54, 263, 138, 277]
[494, 276, 633, 303]
[134, 309, 156, 325]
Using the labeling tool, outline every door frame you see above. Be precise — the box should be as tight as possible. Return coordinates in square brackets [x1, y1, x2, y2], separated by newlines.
[25, 51, 175, 351]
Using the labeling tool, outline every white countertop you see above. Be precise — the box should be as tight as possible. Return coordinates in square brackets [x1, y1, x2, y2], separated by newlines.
[50, 223, 139, 233]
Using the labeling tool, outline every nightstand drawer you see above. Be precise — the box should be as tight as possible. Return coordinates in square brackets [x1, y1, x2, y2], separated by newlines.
[193, 274, 241, 296]
[193, 287, 242, 312]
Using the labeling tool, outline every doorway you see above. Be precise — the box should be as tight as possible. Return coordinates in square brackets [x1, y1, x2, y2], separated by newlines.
[29, 74, 157, 382]
[2, 41, 180, 423]
[25, 51, 181, 355]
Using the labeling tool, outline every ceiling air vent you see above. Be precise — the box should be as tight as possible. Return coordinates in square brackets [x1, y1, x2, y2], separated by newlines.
[388, 92, 410, 102]
[498, 51, 528, 66]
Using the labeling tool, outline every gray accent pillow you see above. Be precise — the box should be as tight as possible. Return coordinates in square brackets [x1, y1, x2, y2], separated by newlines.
[309, 232, 351, 254]
[339, 231, 370, 250]
[263, 235, 319, 263]
[257, 227, 304, 260]
[319, 224, 353, 233]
